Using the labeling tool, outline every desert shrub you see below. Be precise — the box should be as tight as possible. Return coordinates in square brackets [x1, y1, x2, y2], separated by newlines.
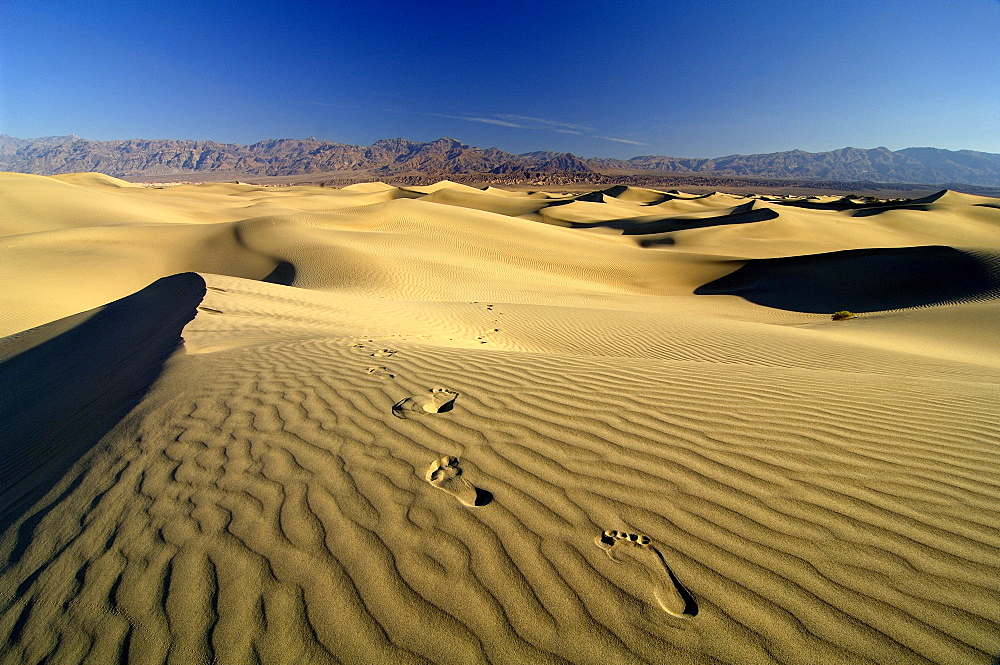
[831, 311, 857, 321]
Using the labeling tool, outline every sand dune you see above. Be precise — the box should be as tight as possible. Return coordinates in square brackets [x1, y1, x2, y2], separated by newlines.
[0, 273, 205, 531]
[1, 173, 999, 664]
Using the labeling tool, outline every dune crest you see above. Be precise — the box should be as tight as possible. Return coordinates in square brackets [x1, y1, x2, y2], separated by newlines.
[1, 174, 999, 664]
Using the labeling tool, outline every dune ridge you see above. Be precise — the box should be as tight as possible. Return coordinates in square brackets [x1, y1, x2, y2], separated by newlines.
[1, 174, 999, 664]
[0, 273, 205, 532]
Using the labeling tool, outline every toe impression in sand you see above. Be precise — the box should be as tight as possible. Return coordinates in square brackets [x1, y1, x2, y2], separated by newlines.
[392, 387, 458, 419]
[425, 456, 492, 507]
[595, 529, 698, 618]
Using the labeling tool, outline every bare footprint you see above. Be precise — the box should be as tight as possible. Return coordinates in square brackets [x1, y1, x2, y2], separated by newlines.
[366, 366, 396, 380]
[595, 530, 698, 618]
[392, 388, 458, 418]
[424, 456, 492, 507]
[370, 348, 397, 357]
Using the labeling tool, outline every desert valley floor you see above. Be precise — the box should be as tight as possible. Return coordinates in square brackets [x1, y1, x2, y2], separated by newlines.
[1, 172, 999, 664]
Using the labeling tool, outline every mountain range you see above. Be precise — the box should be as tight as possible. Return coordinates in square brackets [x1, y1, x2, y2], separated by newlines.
[2, 134, 1000, 187]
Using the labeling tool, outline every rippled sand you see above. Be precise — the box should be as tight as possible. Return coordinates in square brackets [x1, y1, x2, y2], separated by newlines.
[2, 173, 999, 664]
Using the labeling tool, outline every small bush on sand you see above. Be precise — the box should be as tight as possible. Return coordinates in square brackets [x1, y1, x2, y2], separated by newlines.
[831, 311, 857, 321]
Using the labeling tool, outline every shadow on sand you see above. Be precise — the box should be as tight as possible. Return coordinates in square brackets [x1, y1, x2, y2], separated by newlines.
[263, 260, 296, 285]
[0, 273, 206, 539]
[772, 189, 947, 213]
[695, 246, 1000, 313]
[569, 202, 779, 235]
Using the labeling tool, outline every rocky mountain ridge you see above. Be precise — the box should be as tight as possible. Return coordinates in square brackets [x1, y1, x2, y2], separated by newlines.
[593, 146, 1000, 187]
[2, 134, 999, 186]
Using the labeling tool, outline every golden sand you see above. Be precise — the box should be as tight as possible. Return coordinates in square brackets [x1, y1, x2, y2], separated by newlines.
[1, 173, 999, 664]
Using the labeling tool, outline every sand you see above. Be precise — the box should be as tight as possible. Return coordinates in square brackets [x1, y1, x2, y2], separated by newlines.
[1, 173, 999, 664]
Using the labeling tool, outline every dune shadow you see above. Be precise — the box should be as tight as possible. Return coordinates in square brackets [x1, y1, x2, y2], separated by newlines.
[574, 186, 719, 206]
[574, 188, 621, 203]
[774, 190, 947, 212]
[573, 185, 671, 205]
[695, 246, 1000, 313]
[262, 260, 296, 285]
[570, 203, 778, 235]
[770, 196, 862, 211]
[0, 272, 206, 538]
[639, 236, 676, 247]
[851, 204, 932, 217]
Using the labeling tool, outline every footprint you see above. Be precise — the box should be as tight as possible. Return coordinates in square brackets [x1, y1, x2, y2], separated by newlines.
[370, 348, 397, 357]
[197, 306, 224, 314]
[392, 388, 458, 418]
[424, 456, 492, 507]
[366, 366, 396, 380]
[595, 530, 698, 619]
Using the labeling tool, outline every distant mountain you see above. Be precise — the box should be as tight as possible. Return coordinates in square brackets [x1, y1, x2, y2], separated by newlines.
[594, 146, 1000, 186]
[2, 135, 999, 186]
[0, 135, 592, 178]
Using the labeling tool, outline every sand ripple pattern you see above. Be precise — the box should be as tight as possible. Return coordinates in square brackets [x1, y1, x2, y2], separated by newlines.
[3, 178, 1000, 664]
[2, 336, 999, 664]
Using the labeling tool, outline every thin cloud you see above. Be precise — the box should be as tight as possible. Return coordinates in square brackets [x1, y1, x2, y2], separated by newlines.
[430, 112, 595, 134]
[427, 111, 647, 146]
[594, 135, 646, 146]
[297, 104, 646, 146]
[429, 113, 526, 128]
[494, 114, 595, 133]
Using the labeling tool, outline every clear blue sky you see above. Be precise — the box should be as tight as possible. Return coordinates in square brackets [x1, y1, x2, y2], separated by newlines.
[2, 0, 998, 158]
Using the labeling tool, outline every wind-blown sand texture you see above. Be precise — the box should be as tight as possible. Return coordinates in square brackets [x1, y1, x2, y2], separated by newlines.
[1, 172, 999, 664]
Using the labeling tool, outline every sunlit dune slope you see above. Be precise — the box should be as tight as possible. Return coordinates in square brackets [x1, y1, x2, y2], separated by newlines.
[1, 174, 999, 665]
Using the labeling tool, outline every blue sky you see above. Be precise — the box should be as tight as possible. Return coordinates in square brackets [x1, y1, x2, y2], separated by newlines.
[1, 0, 998, 158]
